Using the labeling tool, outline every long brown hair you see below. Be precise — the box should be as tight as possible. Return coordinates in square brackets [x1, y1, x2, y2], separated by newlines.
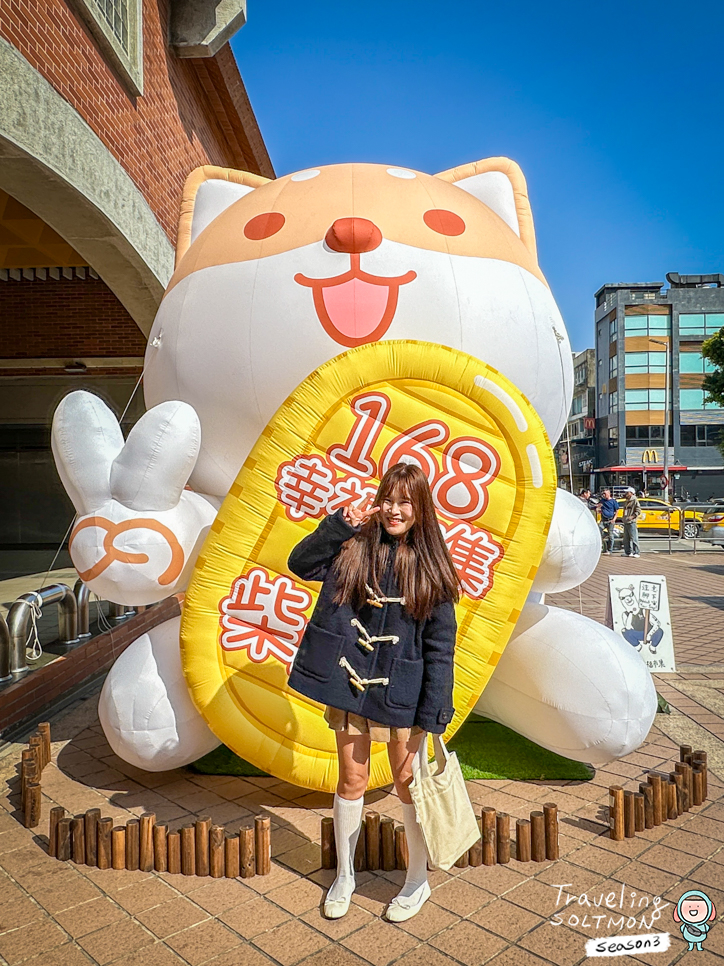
[334, 463, 460, 621]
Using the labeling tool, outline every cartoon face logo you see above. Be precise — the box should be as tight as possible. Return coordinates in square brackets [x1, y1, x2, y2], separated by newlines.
[617, 585, 638, 612]
[674, 890, 716, 951]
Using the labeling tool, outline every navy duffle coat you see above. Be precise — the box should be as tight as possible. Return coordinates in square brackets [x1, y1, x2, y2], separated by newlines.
[286, 509, 457, 734]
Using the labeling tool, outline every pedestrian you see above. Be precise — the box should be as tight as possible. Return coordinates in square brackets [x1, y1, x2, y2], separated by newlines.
[286, 462, 460, 922]
[598, 487, 618, 555]
[578, 488, 591, 504]
[622, 486, 642, 558]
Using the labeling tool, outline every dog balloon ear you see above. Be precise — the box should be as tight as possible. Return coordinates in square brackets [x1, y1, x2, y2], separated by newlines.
[435, 158, 537, 260]
[176, 166, 271, 265]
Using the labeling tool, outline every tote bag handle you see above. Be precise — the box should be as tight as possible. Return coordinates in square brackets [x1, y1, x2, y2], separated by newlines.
[412, 732, 449, 782]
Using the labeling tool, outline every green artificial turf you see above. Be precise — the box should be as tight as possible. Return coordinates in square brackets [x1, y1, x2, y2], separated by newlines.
[190, 716, 593, 782]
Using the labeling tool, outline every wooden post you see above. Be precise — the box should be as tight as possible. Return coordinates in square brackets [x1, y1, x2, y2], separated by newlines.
[56, 817, 72, 861]
[609, 786, 624, 840]
[674, 763, 691, 811]
[380, 817, 395, 871]
[482, 807, 497, 865]
[85, 809, 100, 866]
[152, 825, 168, 873]
[670, 771, 684, 815]
[126, 819, 140, 871]
[167, 831, 181, 875]
[180, 825, 195, 876]
[225, 834, 240, 878]
[365, 811, 380, 871]
[23, 782, 41, 829]
[210, 826, 225, 877]
[679, 744, 692, 763]
[38, 722, 51, 768]
[647, 774, 663, 825]
[530, 811, 545, 861]
[692, 768, 704, 807]
[138, 812, 155, 873]
[516, 819, 531, 862]
[49, 806, 65, 857]
[21, 753, 38, 811]
[240, 826, 255, 878]
[634, 793, 645, 832]
[29, 735, 43, 772]
[543, 803, 559, 860]
[255, 815, 271, 876]
[692, 751, 707, 799]
[195, 816, 211, 877]
[97, 818, 113, 870]
[71, 815, 85, 864]
[639, 783, 654, 828]
[624, 791, 635, 837]
[667, 781, 678, 820]
[111, 827, 125, 870]
[682, 762, 693, 807]
[496, 812, 510, 864]
[454, 846, 469, 868]
[469, 816, 483, 867]
[395, 824, 408, 870]
[321, 817, 336, 870]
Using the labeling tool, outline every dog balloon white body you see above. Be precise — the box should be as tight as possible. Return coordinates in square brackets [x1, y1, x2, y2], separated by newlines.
[52, 160, 656, 770]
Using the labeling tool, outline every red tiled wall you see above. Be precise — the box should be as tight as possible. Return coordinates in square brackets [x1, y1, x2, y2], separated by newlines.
[0, 596, 182, 735]
[0, 0, 236, 240]
[0, 276, 146, 358]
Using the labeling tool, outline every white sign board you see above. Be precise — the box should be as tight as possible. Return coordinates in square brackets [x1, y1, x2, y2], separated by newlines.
[608, 575, 675, 673]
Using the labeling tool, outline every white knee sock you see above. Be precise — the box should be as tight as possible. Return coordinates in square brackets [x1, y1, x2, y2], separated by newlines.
[395, 802, 429, 902]
[327, 792, 364, 902]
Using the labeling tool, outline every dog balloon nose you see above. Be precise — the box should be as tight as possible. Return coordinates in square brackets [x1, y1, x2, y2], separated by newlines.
[325, 217, 382, 254]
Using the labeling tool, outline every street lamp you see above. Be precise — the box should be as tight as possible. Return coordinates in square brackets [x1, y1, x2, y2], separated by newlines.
[649, 336, 670, 502]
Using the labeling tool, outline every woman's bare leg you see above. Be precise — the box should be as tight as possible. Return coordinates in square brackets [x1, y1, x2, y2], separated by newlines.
[385, 731, 430, 915]
[325, 730, 370, 913]
[387, 730, 425, 803]
[336, 729, 371, 798]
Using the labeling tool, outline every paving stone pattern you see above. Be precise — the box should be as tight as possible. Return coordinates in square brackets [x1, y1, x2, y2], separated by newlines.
[0, 553, 723, 965]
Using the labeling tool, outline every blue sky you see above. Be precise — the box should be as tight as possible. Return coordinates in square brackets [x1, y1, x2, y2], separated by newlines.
[231, 1, 723, 352]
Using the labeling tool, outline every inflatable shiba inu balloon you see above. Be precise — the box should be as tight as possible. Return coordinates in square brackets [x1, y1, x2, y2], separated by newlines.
[52, 159, 656, 782]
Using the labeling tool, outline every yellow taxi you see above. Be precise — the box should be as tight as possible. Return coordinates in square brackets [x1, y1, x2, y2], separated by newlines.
[616, 498, 704, 539]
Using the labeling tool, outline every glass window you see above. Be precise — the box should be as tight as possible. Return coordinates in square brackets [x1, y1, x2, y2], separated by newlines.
[625, 425, 673, 444]
[680, 314, 705, 333]
[609, 391, 618, 413]
[649, 315, 669, 332]
[608, 427, 618, 448]
[625, 389, 665, 410]
[680, 425, 723, 447]
[609, 317, 618, 339]
[625, 352, 648, 372]
[624, 313, 670, 336]
[609, 355, 618, 378]
[571, 395, 583, 415]
[706, 313, 724, 332]
[574, 365, 587, 386]
[680, 389, 704, 410]
[680, 352, 703, 374]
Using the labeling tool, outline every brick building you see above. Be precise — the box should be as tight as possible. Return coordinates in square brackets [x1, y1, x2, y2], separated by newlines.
[0, 0, 273, 575]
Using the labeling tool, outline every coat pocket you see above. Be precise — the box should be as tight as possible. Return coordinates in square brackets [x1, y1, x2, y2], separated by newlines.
[385, 657, 424, 709]
[293, 623, 345, 682]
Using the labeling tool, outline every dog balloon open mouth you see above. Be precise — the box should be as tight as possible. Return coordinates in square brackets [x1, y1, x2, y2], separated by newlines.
[295, 253, 417, 348]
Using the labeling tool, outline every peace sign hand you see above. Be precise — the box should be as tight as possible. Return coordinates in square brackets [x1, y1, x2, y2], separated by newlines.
[343, 500, 380, 528]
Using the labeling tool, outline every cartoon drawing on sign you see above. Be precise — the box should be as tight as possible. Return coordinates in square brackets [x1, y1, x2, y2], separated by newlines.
[674, 890, 716, 951]
[617, 583, 664, 654]
[50, 160, 657, 780]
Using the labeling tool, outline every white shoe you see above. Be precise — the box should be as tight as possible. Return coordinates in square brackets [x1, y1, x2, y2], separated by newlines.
[632, 553, 640, 558]
[323, 893, 353, 919]
[384, 881, 431, 922]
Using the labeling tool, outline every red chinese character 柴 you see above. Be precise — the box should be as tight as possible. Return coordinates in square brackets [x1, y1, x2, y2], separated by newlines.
[276, 456, 336, 520]
[441, 521, 504, 600]
[218, 567, 312, 671]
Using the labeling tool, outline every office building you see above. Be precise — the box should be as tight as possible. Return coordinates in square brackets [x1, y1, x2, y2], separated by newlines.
[556, 348, 596, 493]
[594, 273, 724, 499]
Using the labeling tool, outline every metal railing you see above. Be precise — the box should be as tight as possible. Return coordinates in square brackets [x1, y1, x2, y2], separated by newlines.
[0, 580, 138, 682]
[7, 584, 79, 678]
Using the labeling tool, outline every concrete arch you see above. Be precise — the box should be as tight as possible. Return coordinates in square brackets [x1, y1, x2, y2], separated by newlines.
[0, 38, 174, 335]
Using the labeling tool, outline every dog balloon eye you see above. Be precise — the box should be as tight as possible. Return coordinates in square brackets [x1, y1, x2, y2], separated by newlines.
[244, 212, 286, 240]
[423, 209, 466, 236]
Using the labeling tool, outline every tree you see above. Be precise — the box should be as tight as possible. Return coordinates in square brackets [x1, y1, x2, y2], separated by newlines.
[700, 330, 724, 457]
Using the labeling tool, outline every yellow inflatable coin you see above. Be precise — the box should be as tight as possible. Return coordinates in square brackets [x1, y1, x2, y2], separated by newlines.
[181, 341, 556, 791]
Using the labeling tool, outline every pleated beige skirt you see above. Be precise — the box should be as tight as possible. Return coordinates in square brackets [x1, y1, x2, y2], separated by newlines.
[324, 704, 424, 743]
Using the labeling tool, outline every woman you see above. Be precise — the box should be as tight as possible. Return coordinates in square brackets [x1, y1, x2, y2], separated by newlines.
[287, 463, 459, 922]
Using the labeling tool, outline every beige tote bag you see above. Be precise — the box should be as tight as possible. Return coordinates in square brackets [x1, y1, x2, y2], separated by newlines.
[409, 732, 480, 871]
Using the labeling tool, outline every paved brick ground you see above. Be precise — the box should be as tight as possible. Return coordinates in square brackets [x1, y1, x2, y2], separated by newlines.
[1, 553, 723, 966]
